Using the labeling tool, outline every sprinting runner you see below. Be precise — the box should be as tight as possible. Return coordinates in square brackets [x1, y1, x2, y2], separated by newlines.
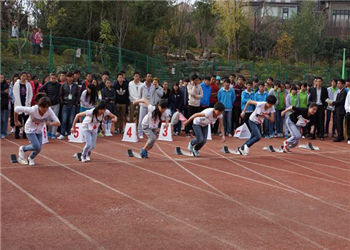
[183, 102, 225, 157]
[15, 94, 60, 165]
[133, 99, 169, 158]
[281, 103, 317, 152]
[71, 101, 117, 163]
[239, 95, 277, 156]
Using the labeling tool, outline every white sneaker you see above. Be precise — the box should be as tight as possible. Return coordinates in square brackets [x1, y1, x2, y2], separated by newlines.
[57, 135, 65, 140]
[86, 155, 91, 161]
[348, 140, 350, 145]
[139, 135, 144, 139]
[243, 144, 249, 156]
[81, 157, 88, 163]
[28, 157, 35, 166]
[18, 146, 25, 160]
[228, 133, 233, 137]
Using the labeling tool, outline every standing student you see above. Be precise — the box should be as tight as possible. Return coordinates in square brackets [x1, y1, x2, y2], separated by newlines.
[15, 95, 60, 165]
[218, 79, 236, 136]
[185, 75, 203, 137]
[200, 76, 211, 110]
[58, 72, 79, 140]
[239, 95, 277, 156]
[326, 79, 338, 137]
[308, 76, 328, 140]
[169, 83, 184, 135]
[299, 82, 309, 137]
[113, 73, 129, 134]
[268, 81, 280, 137]
[128, 72, 143, 123]
[254, 82, 269, 137]
[39, 73, 61, 139]
[275, 83, 287, 137]
[101, 80, 116, 136]
[285, 85, 299, 138]
[241, 81, 255, 130]
[72, 101, 117, 163]
[210, 75, 220, 134]
[133, 99, 169, 158]
[281, 103, 317, 152]
[329, 79, 347, 142]
[138, 73, 154, 139]
[184, 102, 225, 157]
[1, 75, 10, 138]
[233, 75, 245, 130]
[345, 90, 350, 144]
[13, 72, 33, 139]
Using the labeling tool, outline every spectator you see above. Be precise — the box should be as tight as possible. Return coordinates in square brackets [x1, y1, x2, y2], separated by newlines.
[185, 75, 203, 137]
[210, 75, 220, 134]
[268, 81, 280, 137]
[73, 70, 84, 93]
[11, 21, 19, 38]
[29, 28, 37, 55]
[42, 75, 50, 85]
[39, 73, 61, 139]
[1, 74, 10, 138]
[100, 71, 110, 90]
[331, 79, 347, 142]
[169, 83, 184, 135]
[266, 77, 274, 91]
[13, 72, 33, 139]
[326, 79, 338, 137]
[285, 85, 299, 138]
[233, 75, 245, 130]
[102, 80, 116, 136]
[138, 73, 154, 138]
[308, 76, 328, 140]
[254, 82, 269, 137]
[180, 78, 189, 121]
[80, 83, 97, 114]
[218, 78, 236, 136]
[252, 78, 259, 93]
[275, 83, 287, 137]
[285, 81, 291, 93]
[9, 74, 20, 134]
[229, 73, 236, 88]
[84, 73, 92, 89]
[299, 83, 308, 108]
[151, 77, 163, 106]
[58, 72, 67, 84]
[30, 75, 42, 105]
[58, 72, 79, 140]
[346, 79, 350, 92]
[241, 81, 255, 130]
[161, 81, 171, 101]
[34, 28, 43, 54]
[128, 72, 143, 123]
[200, 76, 211, 109]
[113, 73, 129, 134]
[345, 90, 350, 144]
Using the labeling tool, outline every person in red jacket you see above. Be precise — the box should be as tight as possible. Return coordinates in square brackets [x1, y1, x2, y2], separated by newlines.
[30, 75, 42, 105]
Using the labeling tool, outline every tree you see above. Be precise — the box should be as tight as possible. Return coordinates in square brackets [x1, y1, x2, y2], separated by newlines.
[274, 33, 293, 64]
[193, 0, 216, 50]
[213, 0, 246, 62]
[284, 1, 326, 66]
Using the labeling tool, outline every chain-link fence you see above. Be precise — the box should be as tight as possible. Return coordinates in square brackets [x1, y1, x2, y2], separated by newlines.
[1, 30, 349, 84]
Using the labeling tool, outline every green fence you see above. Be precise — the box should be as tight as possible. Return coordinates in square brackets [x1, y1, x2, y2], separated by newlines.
[1, 30, 349, 84]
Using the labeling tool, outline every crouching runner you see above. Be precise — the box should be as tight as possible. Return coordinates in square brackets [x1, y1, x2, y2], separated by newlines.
[71, 101, 117, 163]
[133, 99, 169, 158]
[281, 103, 317, 152]
[183, 102, 225, 157]
[15, 94, 60, 165]
[239, 95, 277, 156]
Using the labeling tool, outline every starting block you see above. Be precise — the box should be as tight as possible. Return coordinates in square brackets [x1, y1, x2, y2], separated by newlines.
[263, 145, 284, 153]
[127, 149, 143, 158]
[175, 147, 193, 157]
[221, 146, 241, 155]
[299, 143, 319, 151]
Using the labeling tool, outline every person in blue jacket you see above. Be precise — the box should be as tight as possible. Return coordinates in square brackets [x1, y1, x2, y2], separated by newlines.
[218, 78, 236, 136]
[200, 76, 211, 110]
[254, 82, 269, 136]
[241, 81, 255, 130]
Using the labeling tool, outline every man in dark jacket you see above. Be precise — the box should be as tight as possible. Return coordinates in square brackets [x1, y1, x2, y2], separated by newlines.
[330, 79, 347, 142]
[39, 73, 61, 139]
[113, 72, 129, 134]
[308, 76, 328, 140]
[233, 75, 245, 131]
[58, 72, 79, 139]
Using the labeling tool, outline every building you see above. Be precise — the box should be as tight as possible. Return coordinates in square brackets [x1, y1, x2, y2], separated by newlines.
[321, 0, 350, 38]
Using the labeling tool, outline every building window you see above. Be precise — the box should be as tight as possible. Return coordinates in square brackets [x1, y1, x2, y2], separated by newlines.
[332, 10, 350, 28]
[282, 8, 289, 20]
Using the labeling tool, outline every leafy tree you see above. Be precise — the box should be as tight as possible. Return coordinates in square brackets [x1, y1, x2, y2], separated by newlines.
[274, 33, 293, 64]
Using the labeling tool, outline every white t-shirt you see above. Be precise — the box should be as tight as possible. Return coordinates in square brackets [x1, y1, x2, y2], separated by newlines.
[249, 102, 275, 125]
[82, 108, 111, 132]
[142, 105, 167, 129]
[14, 105, 59, 134]
[193, 108, 223, 127]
